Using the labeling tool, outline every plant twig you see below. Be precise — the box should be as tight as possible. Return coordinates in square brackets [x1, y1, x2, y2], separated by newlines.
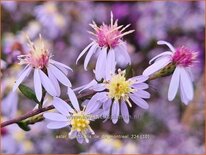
[1, 90, 95, 128]
[1, 65, 175, 128]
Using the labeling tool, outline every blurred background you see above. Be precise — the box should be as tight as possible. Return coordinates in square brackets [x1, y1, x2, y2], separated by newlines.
[1, 1, 205, 154]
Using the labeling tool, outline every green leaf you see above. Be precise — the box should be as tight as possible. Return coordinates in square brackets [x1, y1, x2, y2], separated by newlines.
[18, 84, 39, 103]
[17, 122, 31, 131]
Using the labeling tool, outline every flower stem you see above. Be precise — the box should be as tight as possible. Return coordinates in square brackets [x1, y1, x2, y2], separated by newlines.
[1, 90, 95, 128]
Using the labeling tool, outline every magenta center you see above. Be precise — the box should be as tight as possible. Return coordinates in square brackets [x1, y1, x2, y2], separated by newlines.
[172, 47, 197, 67]
[96, 25, 121, 48]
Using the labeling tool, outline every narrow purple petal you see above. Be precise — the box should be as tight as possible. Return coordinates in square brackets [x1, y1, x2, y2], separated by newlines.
[76, 132, 84, 144]
[84, 44, 98, 70]
[91, 83, 106, 91]
[53, 97, 75, 116]
[132, 83, 149, 90]
[143, 57, 171, 76]
[47, 121, 69, 129]
[180, 80, 191, 105]
[39, 69, 57, 96]
[67, 87, 80, 111]
[115, 42, 131, 65]
[149, 51, 173, 64]
[78, 80, 98, 93]
[130, 75, 148, 83]
[180, 67, 193, 101]
[95, 48, 107, 81]
[133, 90, 150, 99]
[13, 66, 32, 91]
[157, 40, 176, 53]
[120, 101, 129, 124]
[49, 64, 71, 87]
[76, 42, 95, 64]
[34, 69, 42, 102]
[106, 48, 116, 80]
[168, 67, 180, 101]
[68, 130, 77, 139]
[85, 92, 107, 114]
[50, 60, 73, 71]
[47, 67, 61, 96]
[43, 112, 68, 121]
[129, 94, 149, 109]
[102, 99, 112, 118]
[111, 100, 119, 124]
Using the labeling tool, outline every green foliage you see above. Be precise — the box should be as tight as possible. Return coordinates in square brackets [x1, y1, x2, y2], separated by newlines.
[17, 122, 31, 131]
[19, 84, 39, 103]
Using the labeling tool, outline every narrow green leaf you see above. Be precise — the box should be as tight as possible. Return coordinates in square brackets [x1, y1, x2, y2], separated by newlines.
[18, 84, 39, 103]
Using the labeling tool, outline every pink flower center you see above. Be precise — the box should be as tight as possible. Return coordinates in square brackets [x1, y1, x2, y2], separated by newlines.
[172, 46, 197, 67]
[96, 25, 121, 48]
[89, 12, 134, 48]
[30, 50, 50, 68]
[18, 35, 50, 69]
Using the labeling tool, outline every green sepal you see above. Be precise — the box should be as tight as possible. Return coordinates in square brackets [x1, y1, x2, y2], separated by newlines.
[17, 122, 31, 131]
[149, 63, 176, 81]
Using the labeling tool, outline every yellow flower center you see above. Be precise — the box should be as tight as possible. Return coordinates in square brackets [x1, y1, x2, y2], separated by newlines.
[71, 112, 90, 132]
[106, 71, 133, 101]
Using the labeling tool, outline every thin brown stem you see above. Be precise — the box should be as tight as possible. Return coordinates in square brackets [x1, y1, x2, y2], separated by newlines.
[1, 90, 95, 128]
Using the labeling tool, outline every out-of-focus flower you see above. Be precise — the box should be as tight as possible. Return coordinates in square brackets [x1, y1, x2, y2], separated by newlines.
[13, 35, 72, 102]
[91, 138, 123, 154]
[86, 137, 140, 154]
[83, 70, 150, 124]
[1, 59, 7, 70]
[1, 124, 34, 153]
[143, 41, 198, 104]
[76, 12, 134, 81]
[2, 91, 18, 118]
[34, 2, 67, 39]
[1, 66, 23, 118]
[44, 88, 98, 143]
[2, 33, 26, 64]
[1, 1, 17, 12]
[18, 21, 41, 40]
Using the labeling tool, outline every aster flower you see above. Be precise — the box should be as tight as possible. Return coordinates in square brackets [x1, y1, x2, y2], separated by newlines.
[13, 34, 72, 102]
[83, 70, 150, 124]
[43, 88, 97, 143]
[34, 2, 66, 39]
[76, 12, 134, 81]
[143, 40, 198, 104]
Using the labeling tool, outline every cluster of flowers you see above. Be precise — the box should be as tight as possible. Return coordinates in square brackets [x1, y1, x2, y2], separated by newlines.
[13, 12, 197, 143]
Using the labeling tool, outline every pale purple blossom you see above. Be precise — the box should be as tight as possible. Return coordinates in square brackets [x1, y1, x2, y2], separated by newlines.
[76, 12, 134, 81]
[44, 88, 98, 143]
[34, 2, 66, 39]
[82, 70, 150, 124]
[12, 35, 72, 102]
[143, 40, 198, 104]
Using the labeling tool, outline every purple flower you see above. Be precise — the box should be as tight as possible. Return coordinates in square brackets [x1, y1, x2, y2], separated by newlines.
[13, 35, 72, 102]
[143, 40, 198, 104]
[34, 2, 66, 39]
[83, 70, 150, 124]
[44, 88, 98, 143]
[76, 12, 134, 81]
